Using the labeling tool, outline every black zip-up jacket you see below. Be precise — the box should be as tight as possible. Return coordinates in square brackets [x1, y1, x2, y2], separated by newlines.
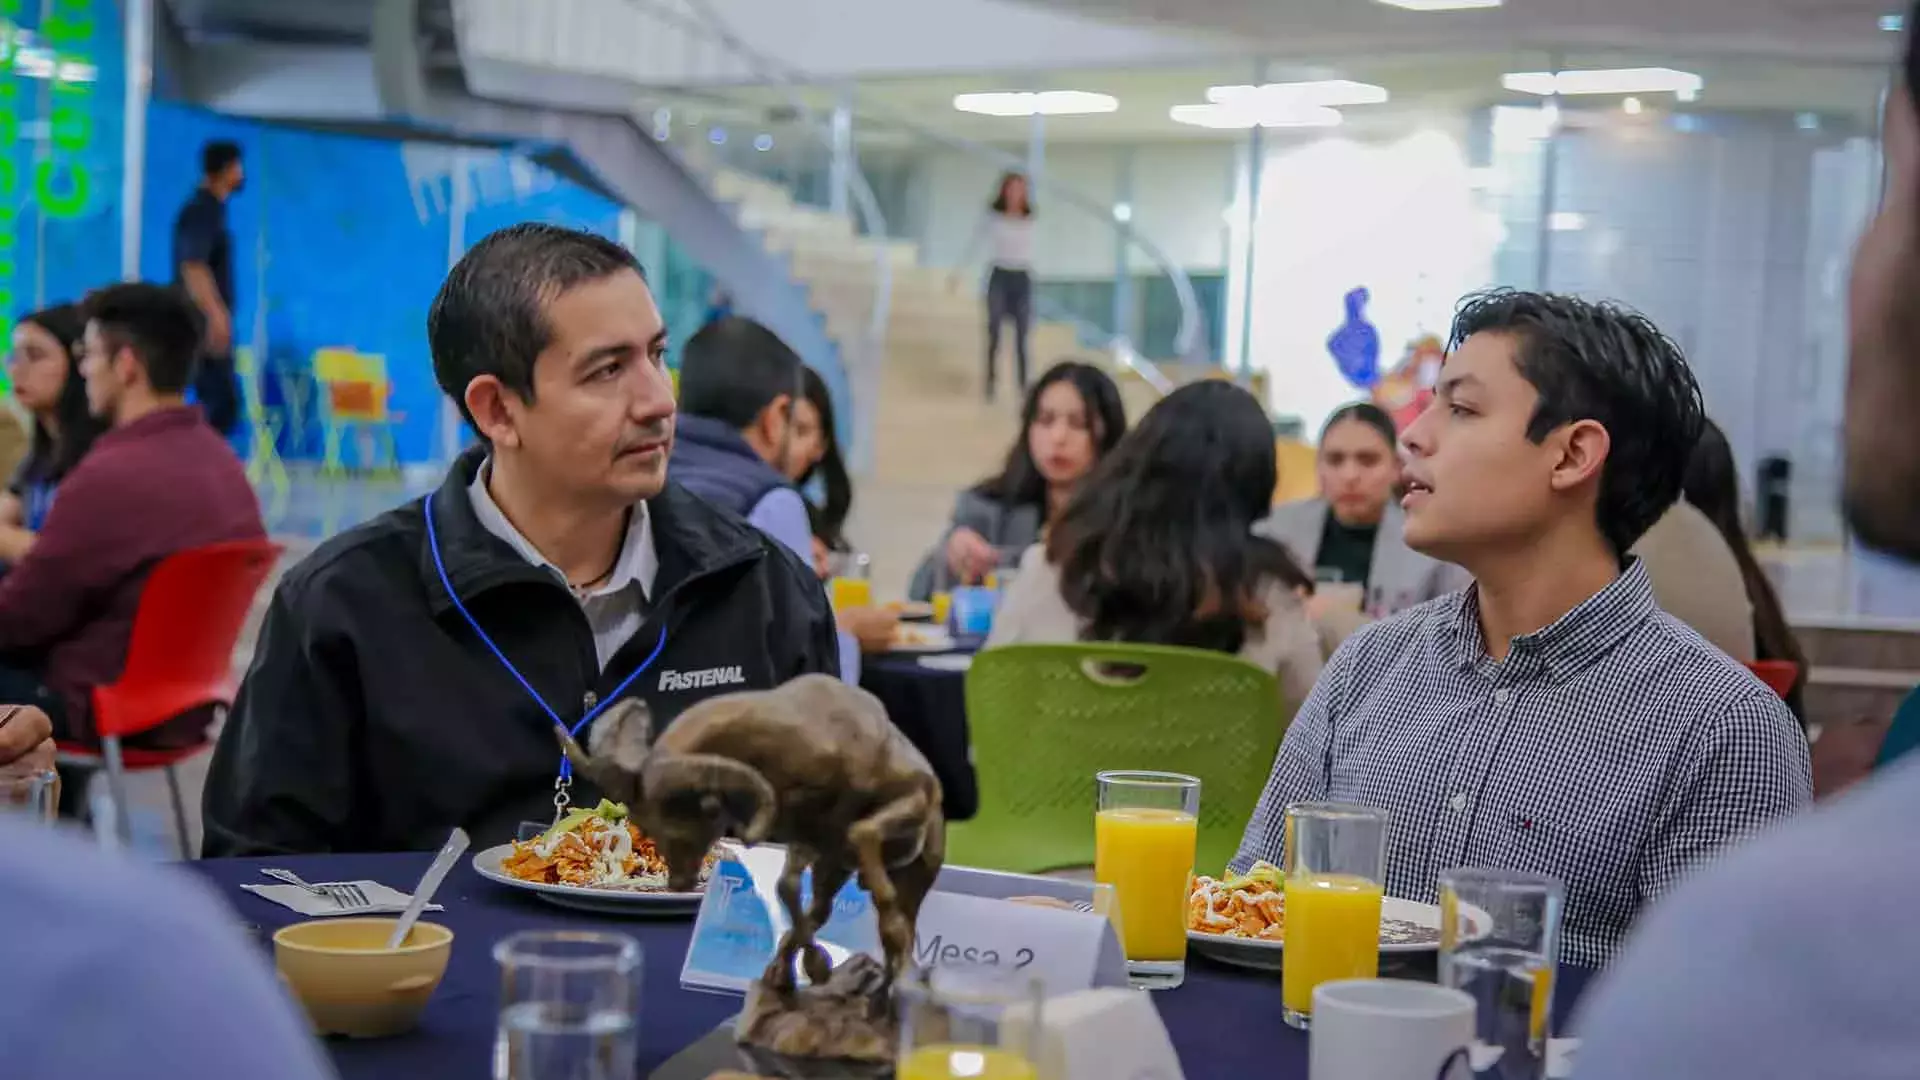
[201, 450, 839, 856]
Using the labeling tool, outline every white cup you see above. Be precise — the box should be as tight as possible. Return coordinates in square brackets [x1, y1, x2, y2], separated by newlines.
[1310, 979, 1476, 1080]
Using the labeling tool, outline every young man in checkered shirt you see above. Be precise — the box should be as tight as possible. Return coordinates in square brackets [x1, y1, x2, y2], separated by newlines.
[1572, 10, 1920, 1075]
[1233, 288, 1812, 968]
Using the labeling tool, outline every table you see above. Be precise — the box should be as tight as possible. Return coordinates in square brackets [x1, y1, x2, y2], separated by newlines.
[860, 647, 978, 820]
[197, 852, 1598, 1079]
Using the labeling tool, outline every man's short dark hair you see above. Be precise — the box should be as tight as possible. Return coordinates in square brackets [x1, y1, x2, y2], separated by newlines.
[677, 316, 804, 429]
[82, 283, 203, 394]
[202, 140, 241, 177]
[427, 223, 647, 431]
[1449, 288, 1705, 557]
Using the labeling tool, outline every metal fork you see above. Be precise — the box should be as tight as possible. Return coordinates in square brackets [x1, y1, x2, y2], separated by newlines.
[262, 868, 370, 909]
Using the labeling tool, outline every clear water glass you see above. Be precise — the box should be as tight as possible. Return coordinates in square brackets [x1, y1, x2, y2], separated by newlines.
[895, 965, 1043, 1080]
[1437, 868, 1565, 1080]
[493, 931, 642, 1080]
[0, 764, 58, 822]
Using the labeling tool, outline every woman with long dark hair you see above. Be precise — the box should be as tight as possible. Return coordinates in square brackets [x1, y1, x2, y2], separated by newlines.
[0, 304, 101, 563]
[909, 360, 1125, 600]
[780, 365, 898, 654]
[1682, 419, 1808, 720]
[789, 365, 852, 575]
[988, 380, 1322, 712]
[957, 172, 1036, 401]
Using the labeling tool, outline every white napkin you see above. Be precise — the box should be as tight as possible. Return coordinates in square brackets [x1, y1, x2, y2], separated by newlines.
[240, 881, 445, 917]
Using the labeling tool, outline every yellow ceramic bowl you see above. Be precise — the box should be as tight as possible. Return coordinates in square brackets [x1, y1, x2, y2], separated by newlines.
[273, 918, 454, 1038]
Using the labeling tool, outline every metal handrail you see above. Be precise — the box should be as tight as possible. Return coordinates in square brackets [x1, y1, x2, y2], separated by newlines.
[615, 0, 1193, 391]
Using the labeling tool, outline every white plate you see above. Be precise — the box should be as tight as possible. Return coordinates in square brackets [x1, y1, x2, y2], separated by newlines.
[916, 654, 975, 673]
[1187, 896, 1479, 971]
[471, 843, 705, 917]
[888, 627, 957, 653]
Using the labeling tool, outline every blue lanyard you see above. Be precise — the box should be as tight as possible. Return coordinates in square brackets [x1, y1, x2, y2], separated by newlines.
[423, 491, 668, 787]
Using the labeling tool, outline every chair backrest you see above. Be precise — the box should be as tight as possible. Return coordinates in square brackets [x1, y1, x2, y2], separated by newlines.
[326, 379, 387, 422]
[1746, 660, 1800, 701]
[1875, 685, 1920, 771]
[93, 539, 284, 739]
[950, 642, 1285, 876]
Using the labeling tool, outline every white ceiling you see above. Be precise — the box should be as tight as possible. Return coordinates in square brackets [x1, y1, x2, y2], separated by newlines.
[671, 50, 1889, 146]
[1002, 0, 1903, 63]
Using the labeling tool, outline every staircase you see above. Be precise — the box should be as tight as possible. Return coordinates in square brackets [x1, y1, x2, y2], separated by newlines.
[703, 167, 1115, 594]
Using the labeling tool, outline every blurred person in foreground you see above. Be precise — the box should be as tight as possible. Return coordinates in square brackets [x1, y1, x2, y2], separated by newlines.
[172, 139, 244, 435]
[990, 380, 1323, 722]
[1260, 401, 1467, 649]
[1572, 15, 1920, 1076]
[0, 303, 105, 565]
[1232, 289, 1810, 967]
[203, 224, 835, 856]
[0, 712, 334, 1079]
[910, 360, 1126, 600]
[0, 284, 262, 747]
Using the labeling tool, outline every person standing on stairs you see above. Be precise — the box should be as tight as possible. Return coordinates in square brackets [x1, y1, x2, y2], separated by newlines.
[955, 172, 1036, 403]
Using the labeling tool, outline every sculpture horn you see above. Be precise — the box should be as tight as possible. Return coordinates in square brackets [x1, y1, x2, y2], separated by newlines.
[646, 753, 779, 842]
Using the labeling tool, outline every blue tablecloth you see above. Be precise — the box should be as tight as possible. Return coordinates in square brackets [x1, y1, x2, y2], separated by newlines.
[196, 852, 1597, 1080]
[861, 644, 981, 820]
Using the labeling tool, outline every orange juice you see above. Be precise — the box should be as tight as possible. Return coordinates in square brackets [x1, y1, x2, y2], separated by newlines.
[829, 576, 873, 611]
[1281, 873, 1383, 1016]
[1530, 964, 1554, 1043]
[898, 1046, 1036, 1080]
[931, 591, 953, 626]
[1094, 807, 1197, 961]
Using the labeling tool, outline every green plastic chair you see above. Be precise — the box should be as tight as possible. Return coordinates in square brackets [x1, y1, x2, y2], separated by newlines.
[947, 642, 1286, 877]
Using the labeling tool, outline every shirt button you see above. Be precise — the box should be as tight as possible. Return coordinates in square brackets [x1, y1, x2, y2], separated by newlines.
[1492, 688, 1511, 707]
[1449, 793, 1469, 812]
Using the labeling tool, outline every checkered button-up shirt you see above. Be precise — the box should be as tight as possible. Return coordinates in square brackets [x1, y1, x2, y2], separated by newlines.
[1232, 559, 1812, 967]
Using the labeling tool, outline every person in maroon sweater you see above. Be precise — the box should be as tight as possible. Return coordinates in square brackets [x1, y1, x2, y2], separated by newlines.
[0, 283, 263, 746]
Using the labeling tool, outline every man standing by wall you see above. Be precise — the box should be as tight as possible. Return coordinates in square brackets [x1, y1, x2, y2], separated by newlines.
[172, 140, 244, 436]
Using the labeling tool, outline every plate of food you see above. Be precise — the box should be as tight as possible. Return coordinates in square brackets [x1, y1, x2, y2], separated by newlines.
[472, 799, 715, 916]
[1185, 862, 1482, 971]
[889, 624, 957, 653]
[885, 600, 937, 622]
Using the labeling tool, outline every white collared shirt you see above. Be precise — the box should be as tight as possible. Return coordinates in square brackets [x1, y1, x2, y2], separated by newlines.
[468, 463, 657, 670]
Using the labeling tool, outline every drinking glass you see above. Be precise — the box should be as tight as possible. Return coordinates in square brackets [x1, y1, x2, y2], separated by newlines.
[895, 965, 1043, 1080]
[828, 551, 874, 611]
[1094, 770, 1200, 989]
[493, 931, 641, 1080]
[1281, 802, 1390, 1028]
[1437, 869, 1565, 1080]
[0, 764, 58, 822]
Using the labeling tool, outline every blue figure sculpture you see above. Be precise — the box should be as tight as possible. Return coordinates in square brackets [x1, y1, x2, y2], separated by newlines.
[1327, 287, 1382, 389]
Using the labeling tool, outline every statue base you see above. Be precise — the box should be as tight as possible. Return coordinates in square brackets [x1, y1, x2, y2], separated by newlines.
[734, 953, 896, 1076]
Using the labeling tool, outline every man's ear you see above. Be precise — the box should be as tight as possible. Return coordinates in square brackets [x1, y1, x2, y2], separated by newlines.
[1548, 418, 1610, 494]
[464, 375, 521, 449]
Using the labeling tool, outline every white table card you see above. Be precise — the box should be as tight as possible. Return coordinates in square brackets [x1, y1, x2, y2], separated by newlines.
[681, 846, 1127, 996]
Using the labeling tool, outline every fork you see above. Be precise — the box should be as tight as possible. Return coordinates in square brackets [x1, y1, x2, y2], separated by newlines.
[262, 868, 370, 909]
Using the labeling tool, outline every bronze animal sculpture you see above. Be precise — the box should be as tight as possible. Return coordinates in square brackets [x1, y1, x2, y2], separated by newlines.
[561, 674, 946, 999]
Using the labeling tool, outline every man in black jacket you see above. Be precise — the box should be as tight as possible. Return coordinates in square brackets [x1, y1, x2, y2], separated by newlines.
[202, 224, 838, 856]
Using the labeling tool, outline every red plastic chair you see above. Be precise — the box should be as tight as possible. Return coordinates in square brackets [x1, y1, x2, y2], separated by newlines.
[56, 539, 283, 856]
[1747, 660, 1801, 701]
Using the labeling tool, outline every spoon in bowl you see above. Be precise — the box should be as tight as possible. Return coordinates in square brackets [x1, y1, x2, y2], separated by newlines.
[388, 827, 470, 949]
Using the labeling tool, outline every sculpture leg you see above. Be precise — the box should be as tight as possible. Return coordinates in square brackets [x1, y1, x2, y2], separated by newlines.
[848, 790, 934, 979]
[764, 847, 814, 992]
[801, 861, 853, 986]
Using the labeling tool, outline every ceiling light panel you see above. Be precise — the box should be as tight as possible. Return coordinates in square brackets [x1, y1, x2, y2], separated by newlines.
[1207, 80, 1389, 108]
[952, 91, 1118, 117]
[1502, 67, 1703, 97]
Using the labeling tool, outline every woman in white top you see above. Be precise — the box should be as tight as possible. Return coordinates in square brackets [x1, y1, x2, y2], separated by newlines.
[964, 172, 1037, 401]
[989, 381, 1324, 721]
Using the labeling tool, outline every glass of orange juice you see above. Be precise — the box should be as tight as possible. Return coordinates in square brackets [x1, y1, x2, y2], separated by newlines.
[1281, 801, 1390, 1028]
[895, 966, 1042, 1080]
[1094, 770, 1200, 990]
